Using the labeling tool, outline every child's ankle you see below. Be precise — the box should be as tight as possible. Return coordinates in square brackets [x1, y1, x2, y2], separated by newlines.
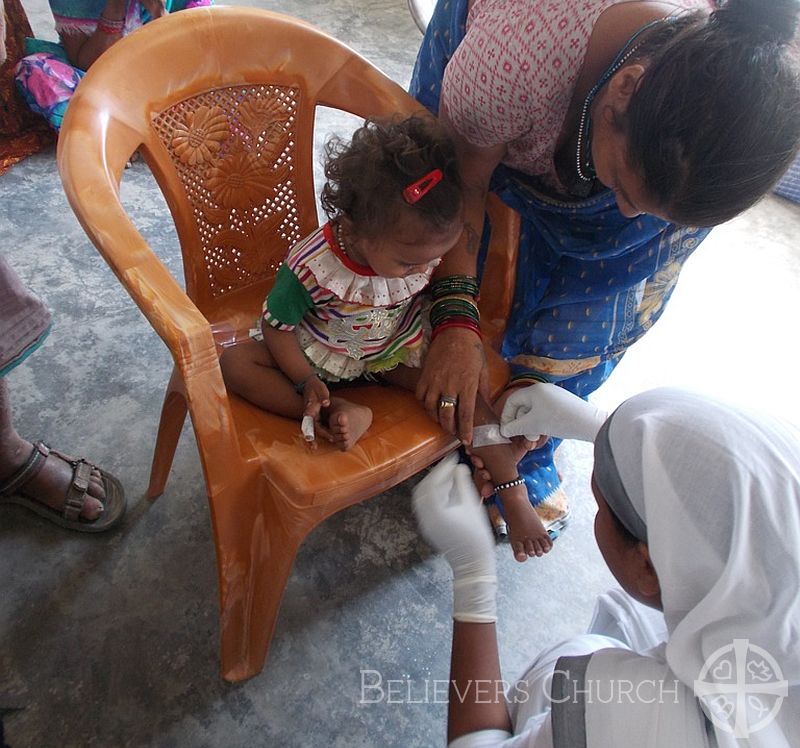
[498, 485, 529, 507]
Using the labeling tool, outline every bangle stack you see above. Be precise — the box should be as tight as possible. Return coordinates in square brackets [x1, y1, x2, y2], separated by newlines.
[430, 275, 480, 300]
[429, 275, 482, 342]
[97, 15, 125, 34]
[508, 373, 550, 388]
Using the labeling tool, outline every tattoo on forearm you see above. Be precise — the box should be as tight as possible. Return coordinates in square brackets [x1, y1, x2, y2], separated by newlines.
[464, 224, 480, 256]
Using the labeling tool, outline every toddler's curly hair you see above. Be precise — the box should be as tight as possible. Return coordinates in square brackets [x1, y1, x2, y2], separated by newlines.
[320, 114, 463, 238]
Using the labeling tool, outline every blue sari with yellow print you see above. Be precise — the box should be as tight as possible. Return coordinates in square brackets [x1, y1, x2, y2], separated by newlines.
[410, 0, 710, 512]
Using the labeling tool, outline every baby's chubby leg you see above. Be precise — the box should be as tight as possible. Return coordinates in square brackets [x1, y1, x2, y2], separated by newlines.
[219, 339, 308, 418]
[219, 340, 374, 450]
[470, 395, 553, 562]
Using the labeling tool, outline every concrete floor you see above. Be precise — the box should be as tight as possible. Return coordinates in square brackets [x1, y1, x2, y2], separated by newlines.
[2, 1, 799, 746]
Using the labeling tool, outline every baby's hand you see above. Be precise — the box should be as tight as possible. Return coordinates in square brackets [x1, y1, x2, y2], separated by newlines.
[302, 375, 330, 418]
[301, 375, 333, 442]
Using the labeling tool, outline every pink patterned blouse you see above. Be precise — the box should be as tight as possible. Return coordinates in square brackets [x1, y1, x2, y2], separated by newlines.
[441, 0, 712, 192]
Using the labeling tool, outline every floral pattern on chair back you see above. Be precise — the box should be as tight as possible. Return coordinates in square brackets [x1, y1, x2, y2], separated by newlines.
[151, 84, 302, 299]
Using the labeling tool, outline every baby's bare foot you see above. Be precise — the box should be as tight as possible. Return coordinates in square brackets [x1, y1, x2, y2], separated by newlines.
[327, 398, 373, 451]
[470, 436, 542, 499]
[502, 488, 554, 562]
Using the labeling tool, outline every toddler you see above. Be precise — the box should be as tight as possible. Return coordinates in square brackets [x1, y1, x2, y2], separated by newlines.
[220, 115, 463, 450]
[221, 114, 554, 559]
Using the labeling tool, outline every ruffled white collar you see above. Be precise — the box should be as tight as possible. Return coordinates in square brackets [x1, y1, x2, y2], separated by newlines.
[303, 223, 438, 307]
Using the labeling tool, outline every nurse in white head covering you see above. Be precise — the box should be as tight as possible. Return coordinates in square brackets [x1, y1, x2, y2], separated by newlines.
[413, 386, 800, 747]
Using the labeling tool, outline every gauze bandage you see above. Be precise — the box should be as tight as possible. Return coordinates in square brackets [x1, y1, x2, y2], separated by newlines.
[472, 423, 512, 448]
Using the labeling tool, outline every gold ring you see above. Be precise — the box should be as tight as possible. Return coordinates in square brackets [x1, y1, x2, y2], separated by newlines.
[438, 396, 457, 409]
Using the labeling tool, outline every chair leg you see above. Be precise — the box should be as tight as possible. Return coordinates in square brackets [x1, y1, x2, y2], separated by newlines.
[147, 366, 188, 499]
[215, 486, 312, 682]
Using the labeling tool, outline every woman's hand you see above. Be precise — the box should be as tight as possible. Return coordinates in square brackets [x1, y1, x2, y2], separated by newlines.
[417, 113, 507, 443]
[412, 453, 497, 623]
[500, 382, 608, 443]
[416, 328, 487, 443]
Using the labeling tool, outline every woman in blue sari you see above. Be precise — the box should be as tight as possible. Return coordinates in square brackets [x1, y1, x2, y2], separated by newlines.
[409, 0, 800, 554]
[14, 0, 209, 130]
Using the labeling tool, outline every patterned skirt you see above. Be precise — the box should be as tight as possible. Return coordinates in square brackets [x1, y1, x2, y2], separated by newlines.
[13, 0, 211, 131]
[0, 0, 52, 174]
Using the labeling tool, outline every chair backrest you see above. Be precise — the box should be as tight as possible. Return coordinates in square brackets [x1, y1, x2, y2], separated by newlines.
[58, 7, 423, 319]
[59, 6, 518, 358]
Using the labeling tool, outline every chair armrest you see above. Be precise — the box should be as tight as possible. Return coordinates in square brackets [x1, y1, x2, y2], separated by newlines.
[57, 127, 234, 441]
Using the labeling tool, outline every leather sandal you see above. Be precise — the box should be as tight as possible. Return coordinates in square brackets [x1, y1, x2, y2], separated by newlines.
[0, 441, 126, 532]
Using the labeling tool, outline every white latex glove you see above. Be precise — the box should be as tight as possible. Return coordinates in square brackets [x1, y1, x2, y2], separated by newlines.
[499, 383, 608, 444]
[412, 453, 497, 623]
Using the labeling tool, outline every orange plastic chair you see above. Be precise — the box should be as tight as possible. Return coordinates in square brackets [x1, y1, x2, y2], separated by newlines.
[57, 6, 518, 681]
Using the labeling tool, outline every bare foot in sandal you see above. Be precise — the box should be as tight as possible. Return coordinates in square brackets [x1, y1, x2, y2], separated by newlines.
[326, 397, 373, 451]
[0, 439, 126, 532]
[12, 441, 105, 518]
[0, 319, 125, 533]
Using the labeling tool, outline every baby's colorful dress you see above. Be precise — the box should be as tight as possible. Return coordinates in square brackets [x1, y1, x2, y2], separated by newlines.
[254, 222, 437, 382]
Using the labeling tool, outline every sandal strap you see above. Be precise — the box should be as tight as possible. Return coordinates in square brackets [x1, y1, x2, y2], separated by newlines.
[0, 441, 50, 496]
[50, 449, 100, 521]
[63, 459, 93, 521]
[48, 446, 97, 470]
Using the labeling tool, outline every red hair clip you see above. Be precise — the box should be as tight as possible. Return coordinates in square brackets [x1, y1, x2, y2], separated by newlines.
[403, 168, 443, 205]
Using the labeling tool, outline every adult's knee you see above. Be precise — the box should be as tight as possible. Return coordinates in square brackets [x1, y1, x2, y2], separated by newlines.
[14, 51, 82, 130]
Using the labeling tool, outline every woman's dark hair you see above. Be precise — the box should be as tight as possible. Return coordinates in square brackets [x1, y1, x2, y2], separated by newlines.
[623, 0, 800, 227]
[320, 114, 463, 238]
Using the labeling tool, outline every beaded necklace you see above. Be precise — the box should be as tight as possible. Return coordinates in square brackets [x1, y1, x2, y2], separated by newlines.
[572, 17, 670, 197]
[336, 221, 352, 258]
